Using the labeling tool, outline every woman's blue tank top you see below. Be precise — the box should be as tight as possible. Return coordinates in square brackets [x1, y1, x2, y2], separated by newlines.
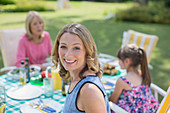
[63, 75, 110, 113]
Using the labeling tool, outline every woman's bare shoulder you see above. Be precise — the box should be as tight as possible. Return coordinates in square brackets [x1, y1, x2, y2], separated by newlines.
[79, 83, 106, 113]
[81, 82, 99, 94]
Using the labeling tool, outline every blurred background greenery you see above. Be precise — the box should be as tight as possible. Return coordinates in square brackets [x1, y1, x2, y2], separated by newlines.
[0, 0, 170, 100]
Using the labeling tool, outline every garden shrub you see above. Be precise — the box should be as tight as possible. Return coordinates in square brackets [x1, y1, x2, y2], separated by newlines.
[151, 0, 170, 8]
[115, 6, 170, 24]
[0, 0, 15, 5]
[1, 1, 55, 12]
[164, 0, 170, 7]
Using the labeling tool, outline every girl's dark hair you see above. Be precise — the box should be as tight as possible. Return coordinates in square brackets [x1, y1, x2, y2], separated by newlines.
[117, 44, 151, 87]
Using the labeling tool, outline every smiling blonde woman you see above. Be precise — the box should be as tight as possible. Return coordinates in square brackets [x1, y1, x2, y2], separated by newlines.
[52, 23, 110, 113]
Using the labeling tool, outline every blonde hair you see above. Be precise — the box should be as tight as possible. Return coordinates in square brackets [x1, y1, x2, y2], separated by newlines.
[117, 44, 151, 87]
[51, 23, 102, 79]
[25, 11, 44, 40]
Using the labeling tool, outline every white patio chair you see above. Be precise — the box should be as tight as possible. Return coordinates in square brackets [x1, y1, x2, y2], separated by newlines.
[151, 83, 166, 100]
[109, 101, 128, 113]
[0, 28, 26, 72]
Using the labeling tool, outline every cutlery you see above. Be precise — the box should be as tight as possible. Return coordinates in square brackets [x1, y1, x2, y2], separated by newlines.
[29, 102, 53, 113]
[38, 99, 56, 112]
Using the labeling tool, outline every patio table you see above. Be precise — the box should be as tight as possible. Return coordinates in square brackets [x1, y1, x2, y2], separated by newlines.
[0, 61, 126, 113]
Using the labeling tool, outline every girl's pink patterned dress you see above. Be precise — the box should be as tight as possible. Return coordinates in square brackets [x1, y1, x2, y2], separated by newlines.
[116, 77, 159, 113]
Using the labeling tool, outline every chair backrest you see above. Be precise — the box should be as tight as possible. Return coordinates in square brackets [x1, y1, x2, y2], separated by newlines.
[122, 30, 159, 63]
[151, 83, 166, 101]
[0, 28, 26, 67]
[156, 86, 170, 113]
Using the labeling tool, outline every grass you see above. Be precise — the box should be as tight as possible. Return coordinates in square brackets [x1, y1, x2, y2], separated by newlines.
[0, 1, 169, 94]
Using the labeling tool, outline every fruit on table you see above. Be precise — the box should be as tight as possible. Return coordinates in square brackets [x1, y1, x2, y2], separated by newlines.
[41, 71, 46, 79]
[41, 71, 51, 78]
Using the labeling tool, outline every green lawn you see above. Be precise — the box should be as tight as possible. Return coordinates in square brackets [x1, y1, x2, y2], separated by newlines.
[0, 1, 169, 93]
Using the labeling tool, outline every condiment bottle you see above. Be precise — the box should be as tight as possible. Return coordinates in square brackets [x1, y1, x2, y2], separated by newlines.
[20, 60, 26, 85]
[62, 74, 71, 96]
[25, 58, 30, 83]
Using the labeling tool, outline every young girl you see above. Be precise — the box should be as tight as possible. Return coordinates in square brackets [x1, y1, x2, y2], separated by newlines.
[109, 44, 159, 113]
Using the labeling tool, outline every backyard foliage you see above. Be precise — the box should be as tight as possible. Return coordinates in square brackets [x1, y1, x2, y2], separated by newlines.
[0, 0, 55, 12]
[0, 0, 15, 5]
[0, 1, 169, 97]
[115, 6, 170, 24]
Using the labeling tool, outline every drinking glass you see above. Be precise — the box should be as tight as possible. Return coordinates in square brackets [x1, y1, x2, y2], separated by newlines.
[43, 78, 54, 98]
[0, 85, 5, 104]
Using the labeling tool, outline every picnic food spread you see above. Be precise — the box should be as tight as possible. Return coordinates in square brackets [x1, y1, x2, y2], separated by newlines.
[103, 63, 118, 75]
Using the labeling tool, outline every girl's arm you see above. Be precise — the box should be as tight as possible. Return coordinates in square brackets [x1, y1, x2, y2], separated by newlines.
[109, 78, 124, 103]
[79, 83, 107, 113]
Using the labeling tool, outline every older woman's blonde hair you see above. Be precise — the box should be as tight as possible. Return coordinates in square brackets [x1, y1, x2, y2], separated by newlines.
[51, 23, 102, 79]
[25, 11, 44, 40]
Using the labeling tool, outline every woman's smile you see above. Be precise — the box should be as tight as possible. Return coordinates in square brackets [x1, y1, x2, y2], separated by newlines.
[64, 59, 76, 64]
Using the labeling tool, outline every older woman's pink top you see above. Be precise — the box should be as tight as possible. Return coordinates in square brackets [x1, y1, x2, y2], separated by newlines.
[16, 31, 53, 67]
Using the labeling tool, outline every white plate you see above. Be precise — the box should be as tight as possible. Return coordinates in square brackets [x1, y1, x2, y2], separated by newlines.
[6, 84, 43, 100]
[20, 99, 62, 113]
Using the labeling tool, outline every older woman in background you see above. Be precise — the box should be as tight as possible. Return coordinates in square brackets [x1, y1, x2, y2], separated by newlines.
[16, 11, 52, 71]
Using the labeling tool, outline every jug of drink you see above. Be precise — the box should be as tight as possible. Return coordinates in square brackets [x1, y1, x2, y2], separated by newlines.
[51, 67, 62, 90]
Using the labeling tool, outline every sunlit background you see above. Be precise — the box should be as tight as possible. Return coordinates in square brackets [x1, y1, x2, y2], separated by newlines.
[0, 0, 170, 101]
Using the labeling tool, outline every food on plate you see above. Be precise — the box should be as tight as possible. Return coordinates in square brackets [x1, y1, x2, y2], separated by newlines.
[103, 63, 118, 75]
[103, 69, 118, 75]
[103, 63, 115, 70]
